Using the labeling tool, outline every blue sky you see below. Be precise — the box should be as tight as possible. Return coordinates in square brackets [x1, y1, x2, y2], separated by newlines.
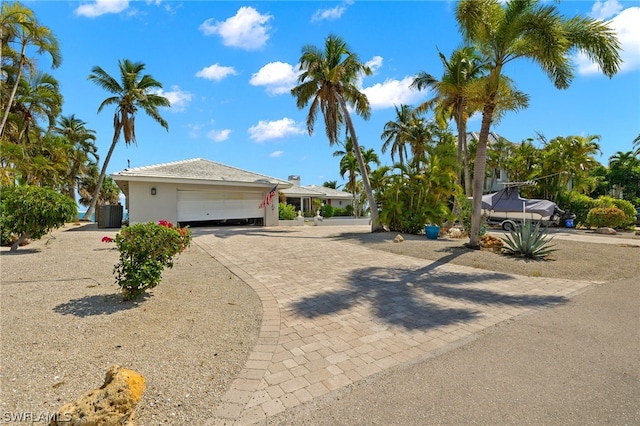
[27, 0, 640, 187]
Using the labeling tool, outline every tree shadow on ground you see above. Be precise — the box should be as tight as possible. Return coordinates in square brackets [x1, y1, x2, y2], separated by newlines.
[292, 254, 568, 331]
[53, 293, 148, 317]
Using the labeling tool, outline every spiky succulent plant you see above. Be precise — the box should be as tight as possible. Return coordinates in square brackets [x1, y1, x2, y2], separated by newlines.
[501, 221, 557, 259]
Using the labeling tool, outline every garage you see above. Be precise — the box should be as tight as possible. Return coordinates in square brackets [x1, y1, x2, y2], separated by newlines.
[177, 189, 264, 223]
[112, 158, 291, 227]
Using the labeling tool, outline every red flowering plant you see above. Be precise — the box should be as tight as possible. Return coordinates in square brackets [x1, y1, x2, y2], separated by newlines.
[102, 220, 192, 300]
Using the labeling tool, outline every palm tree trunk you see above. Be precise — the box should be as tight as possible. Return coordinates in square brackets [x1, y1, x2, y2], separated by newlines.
[463, 136, 471, 197]
[0, 40, 27, 137]
[81, 125, 120, 221]
[339, 96, 382, 232]
[468, 102, 495, 248]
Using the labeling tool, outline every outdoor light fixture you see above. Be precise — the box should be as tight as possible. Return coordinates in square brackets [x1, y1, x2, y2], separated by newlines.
[151, 187, 157, 196]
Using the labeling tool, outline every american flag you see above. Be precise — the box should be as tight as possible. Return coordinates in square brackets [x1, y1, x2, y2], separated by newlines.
[259, 185, 277, 208]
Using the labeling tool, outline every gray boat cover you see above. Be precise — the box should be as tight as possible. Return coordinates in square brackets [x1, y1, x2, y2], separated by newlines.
[480, 188, 557, 217]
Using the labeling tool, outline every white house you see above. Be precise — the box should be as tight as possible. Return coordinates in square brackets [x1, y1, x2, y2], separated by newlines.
[280, 176, 354, 215]
[112, 158, 292, 226]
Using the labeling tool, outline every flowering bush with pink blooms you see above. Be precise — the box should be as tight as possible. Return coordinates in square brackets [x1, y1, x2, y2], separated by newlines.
[103, 220, 192, 300]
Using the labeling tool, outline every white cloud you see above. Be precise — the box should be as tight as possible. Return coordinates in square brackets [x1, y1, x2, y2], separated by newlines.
[248, 117, 305, 142]
[199, 7, 272, 50]
[75, 0, 129, 17]
[362, 76, 428, 110]
[207, 129, 232, 142]
[154, 86, 193, 112]
[250, 62, 300, 95]
[576, 6, 640, 74]
[366, 56, 384, 73]
[269, 150, 284, 158]
[589, 0, 623, 20]
[311, 5, 347, 22]
[195, 64, 238, 81]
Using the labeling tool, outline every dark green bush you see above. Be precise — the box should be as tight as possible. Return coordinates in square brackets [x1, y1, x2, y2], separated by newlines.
[561, 192, 596, 227]
[0, 185, 76, 251]
[112, 221, 191, 300]
[585, 207, 628, 229]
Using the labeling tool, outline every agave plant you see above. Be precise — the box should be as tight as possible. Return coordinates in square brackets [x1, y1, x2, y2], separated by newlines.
[501, 220, 557, 259]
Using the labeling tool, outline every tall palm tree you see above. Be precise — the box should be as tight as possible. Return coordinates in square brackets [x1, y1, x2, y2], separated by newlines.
[411, 47, 485, 196]
[456, 0, 621, 248]
[82, 59, 170, 221]
[0, 6, 61, 137]
[291, 34, 382, 231]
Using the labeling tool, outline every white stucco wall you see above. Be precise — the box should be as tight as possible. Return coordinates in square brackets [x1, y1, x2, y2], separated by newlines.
[125, 181, 277, 226]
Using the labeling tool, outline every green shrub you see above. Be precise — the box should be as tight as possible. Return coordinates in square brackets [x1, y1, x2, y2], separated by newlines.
[501, 220, 556, 259]
[455, 196, 487, 237]
[278, 203, 296, 220]
[585, 207, 628, 229]
[594, 196, 635, 227]
[561, 192, 596, 227]
[0, 185, 77, 252]
[321, 204, 335, 218]
[112, 221, 191, 301]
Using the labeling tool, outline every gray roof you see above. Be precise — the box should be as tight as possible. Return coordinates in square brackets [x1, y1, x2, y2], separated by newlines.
[281, 184, 353, 199]
[305, 185, 353, 199]
[112, 158, 291, 188]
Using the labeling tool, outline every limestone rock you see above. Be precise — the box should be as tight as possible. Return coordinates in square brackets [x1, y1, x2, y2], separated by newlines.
[50, 365, 146, 426]
[596, 227, 617, 235]
[393, 234, 404, 243]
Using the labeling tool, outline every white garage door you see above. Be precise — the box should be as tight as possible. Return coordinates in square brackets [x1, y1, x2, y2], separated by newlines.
[177, 190, 264, 222]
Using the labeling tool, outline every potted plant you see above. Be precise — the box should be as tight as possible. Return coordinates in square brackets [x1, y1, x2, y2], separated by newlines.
[423, 201, 453, 240]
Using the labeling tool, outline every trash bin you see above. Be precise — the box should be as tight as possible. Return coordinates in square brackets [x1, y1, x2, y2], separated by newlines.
[97, 204, 123, 228]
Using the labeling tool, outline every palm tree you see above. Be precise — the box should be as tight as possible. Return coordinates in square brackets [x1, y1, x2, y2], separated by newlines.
[380, 104, 413, 166]
[82, 59, 170, 221]
[609, 150, 640, 199]
[291, 34, 382, 231]
[0, 5, 61, 137]
[53, 115, 98, 219]
[411, 47, 485, 196]
[322, 180, 338, 189]
[13, 71, 62, 145]
[456, 0, 622, 248]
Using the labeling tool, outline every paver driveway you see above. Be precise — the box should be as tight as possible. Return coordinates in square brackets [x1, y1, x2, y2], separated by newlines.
[193, 226, 593, 425]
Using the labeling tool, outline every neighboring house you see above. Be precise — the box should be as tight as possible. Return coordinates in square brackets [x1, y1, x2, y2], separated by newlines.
[112, 158, 292, 226]
[466, 131, 513, 193]
[280, 175, 354, 214]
